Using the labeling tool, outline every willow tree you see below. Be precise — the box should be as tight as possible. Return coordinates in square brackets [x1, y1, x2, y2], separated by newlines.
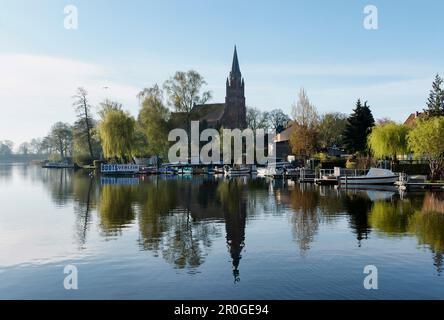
[408, 117, 444, 180]
[98, 109, 136, 162]
[368, 123, 411, 161]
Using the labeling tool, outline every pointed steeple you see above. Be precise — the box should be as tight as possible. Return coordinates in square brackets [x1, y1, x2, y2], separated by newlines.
[231, 45, 241, 76]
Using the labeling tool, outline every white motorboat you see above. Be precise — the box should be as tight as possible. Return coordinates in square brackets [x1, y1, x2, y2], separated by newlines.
[263, 161, 289, 177]
[338, 168, 398, 185]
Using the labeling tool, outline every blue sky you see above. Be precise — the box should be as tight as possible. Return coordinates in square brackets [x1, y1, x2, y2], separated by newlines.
[1, 0, 444, 145]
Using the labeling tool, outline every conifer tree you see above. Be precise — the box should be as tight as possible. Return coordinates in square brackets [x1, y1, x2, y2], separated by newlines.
[424, 74, 444, 117]
[343, 99, 375, 153]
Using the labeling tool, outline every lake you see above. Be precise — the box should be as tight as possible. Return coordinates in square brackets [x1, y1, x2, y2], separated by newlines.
[0, 163, 443, 299]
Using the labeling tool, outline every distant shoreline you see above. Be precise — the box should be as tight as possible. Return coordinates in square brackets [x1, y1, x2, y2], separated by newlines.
[0, 154, 48, 164]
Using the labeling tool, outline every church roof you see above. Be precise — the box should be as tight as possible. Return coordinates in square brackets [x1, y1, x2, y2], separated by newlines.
[192, 103, 225, 123]
[169, 103, 225, 129]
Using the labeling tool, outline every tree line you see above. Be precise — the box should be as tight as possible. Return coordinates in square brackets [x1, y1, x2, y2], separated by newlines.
[11, 70, 444, 179]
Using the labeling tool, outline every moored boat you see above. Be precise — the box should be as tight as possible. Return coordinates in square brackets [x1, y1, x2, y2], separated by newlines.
[224, 165, 251, 176]
[42, 160, 77, 169]
[263, 161, 291, 177]
[338, 168, 398, 185]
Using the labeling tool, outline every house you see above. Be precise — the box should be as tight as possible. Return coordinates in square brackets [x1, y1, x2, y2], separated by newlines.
[404, 111, 425, 126]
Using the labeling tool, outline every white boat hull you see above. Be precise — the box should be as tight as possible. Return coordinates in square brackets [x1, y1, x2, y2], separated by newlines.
[225, 169, 250, 176]
[339, 176, 398, 185]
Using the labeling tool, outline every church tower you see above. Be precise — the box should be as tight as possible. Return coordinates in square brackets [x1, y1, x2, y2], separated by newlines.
[223, 46, 247, 129]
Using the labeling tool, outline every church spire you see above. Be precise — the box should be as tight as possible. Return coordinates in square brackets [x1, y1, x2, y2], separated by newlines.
[231, 45, 241, 76]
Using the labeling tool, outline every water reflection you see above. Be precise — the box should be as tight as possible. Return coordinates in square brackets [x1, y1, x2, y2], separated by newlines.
[0, 163, 13, 182]
[342, 191, 373, 246]
[5, 164, 444, 280]
[368, 191, 444, 275]
[218, 179, 247, 282]
[73, 175, 97, 248]
[287, 184, 320, 253]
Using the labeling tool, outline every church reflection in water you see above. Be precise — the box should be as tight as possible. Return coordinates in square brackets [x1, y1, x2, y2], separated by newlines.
[218, 179, 247, 283]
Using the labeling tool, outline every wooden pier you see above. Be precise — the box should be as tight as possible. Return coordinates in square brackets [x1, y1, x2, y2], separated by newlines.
[396, 181, 444, 191]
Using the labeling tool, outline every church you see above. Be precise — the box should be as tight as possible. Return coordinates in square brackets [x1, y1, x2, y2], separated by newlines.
[173, 46, 247, 130]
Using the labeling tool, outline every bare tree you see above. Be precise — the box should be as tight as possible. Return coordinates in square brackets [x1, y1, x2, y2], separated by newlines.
[246, 107, 269, 130]
[268, 109, 291, 133]
[72, 87, 94, 158]
[291, 88, 319, 128]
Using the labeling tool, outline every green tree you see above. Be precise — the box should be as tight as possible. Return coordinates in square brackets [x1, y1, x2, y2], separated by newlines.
[163, 70, 212, 114]
[163, 70, 212, 138]
[137, 84, 170, 157]
[368, 123, 411, 160]
[318, 112, 348, 149]
[424, 74, 444, 117]
[49, 122, 73, 159]
[73, 117, 102, 162]
[72, 87, 95, 158]
[98, 108, 136, 162]
[343, 99, 375, 153]
[408, 117, 444, 180]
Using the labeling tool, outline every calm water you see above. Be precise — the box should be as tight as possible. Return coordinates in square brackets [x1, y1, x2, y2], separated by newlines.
[0, 163, 443, 300]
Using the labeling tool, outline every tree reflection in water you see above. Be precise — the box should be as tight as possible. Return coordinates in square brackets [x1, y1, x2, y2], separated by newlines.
[73, 172, 98, 248]
[369, 192, 444, 276]
[98, 184, 138, 236]
[0, 163, 13, 182]
[342, 191, 373, 247]
[96, 176, 223, 272]
[287, 183, 320, 254]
